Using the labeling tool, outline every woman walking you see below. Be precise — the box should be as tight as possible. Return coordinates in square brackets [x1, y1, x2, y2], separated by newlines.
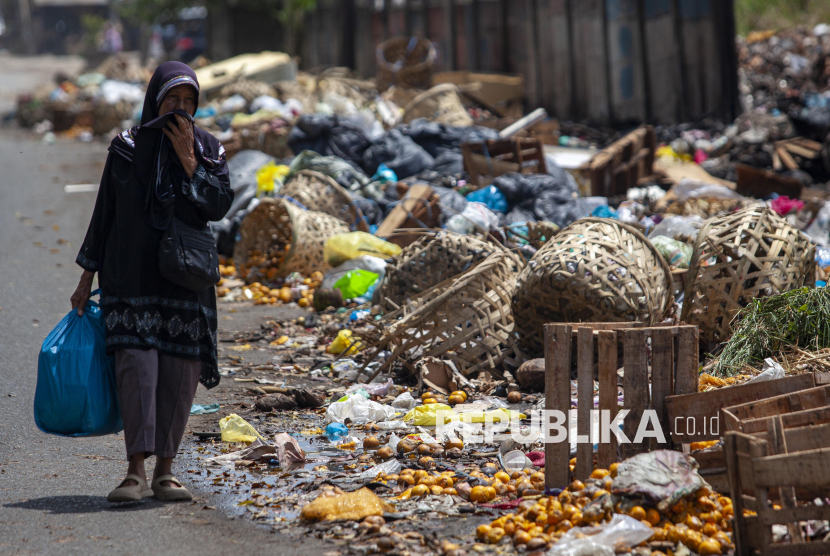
[70, 62, 233, 502]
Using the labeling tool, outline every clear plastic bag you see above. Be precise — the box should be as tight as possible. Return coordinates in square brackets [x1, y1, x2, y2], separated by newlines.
[324, 394, 397, 425]
[547, 514, 654, 556]
[34, 289, 122, 437]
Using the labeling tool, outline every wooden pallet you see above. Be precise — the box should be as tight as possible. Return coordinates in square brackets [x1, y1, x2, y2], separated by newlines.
[726, 427, 830, 556]
[722, 382, 830, 434]
[461, 137, 547, 187]
[543, 323, 698, 489]
[583, 125, 656, 197]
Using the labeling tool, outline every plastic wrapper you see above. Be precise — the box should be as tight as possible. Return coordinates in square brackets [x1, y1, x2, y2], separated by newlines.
[611, 450, 706, 511]
[300, 487, 395, 522]
[324, 394, 398, 425]
[328, 330, 363, 355]
[274, 432, 307, 467]
[674, 179, 746, 201]
[650, 236, 693, 269]
[466, 185, 508, 213]
[34, 290, 122, 437]
[356, 459, 402, 481]
[546, 514, 654, 556]
[377, 420, 410, 430]
[219, 413, 266, 444]
[255, 160, 290, 196]
[324, 232, 402, 267]
[806, 202, 830, 247]
[445, 202, 500, 234]
[362, 129, 435, 179]
[649, 215, 701, 240]
[403, 404, 456, 426]
[334, 269, 379, 299]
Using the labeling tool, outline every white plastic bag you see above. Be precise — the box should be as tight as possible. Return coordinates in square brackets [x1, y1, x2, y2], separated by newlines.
[377, 420, 410, 430]
[547, 514, 654, 556]
[446, 202, 499, 235]
[747, 358, 786, 384]
[391, 392, 417, 410]
[324, 394, 397, 425]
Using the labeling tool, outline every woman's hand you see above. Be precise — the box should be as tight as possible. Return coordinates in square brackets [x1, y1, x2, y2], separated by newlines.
[163, 114, 197, 179]
[70, 270, 95, 316]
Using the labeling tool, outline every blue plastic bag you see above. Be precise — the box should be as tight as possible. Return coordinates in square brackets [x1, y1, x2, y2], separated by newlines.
[34, 289, 123, 437]
[465, 185, 508, 213]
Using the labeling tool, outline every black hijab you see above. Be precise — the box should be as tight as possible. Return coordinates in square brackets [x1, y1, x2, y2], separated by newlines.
[109, 61, 229, 230]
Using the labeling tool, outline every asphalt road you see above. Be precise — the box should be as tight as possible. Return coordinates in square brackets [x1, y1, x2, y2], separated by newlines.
[0, 130, 333, 555]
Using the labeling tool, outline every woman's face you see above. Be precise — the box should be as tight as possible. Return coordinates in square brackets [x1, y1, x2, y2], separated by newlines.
[158, 84, 197, 116]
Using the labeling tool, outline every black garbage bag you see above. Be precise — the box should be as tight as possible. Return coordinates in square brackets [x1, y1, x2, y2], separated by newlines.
[504, 206, 537, 225]
[225, 150, 274, 219]
[493, 172, 578, 210]
[432, 186, 468, 225]
[214, 198, 261, 258]
[430, 151, 465, 176]
[362, 129, 435, 179]
[351, 194, 384, 227]
[399, 118, 499, 157]
[288, 114, 372, 171]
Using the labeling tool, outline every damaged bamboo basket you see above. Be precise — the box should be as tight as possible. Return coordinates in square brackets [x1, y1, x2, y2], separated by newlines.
[233, 198, 348, 278]
[375, 230, 523, 313]
[513, 218, 673, 358]
[681, 206, 815, 346]
[402, 84, 473, 127]
[362, 250, 519, 378]
[279, 170, 368, 232]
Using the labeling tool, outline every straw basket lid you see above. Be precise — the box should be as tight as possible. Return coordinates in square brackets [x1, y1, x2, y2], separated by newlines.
[375, 230, 523, 312]
[279, 170, 368, 232]
[681, 205, 815, 345]
[233, 197, 348, 278]
[363, 249, 520, 377]
[513, 217, 673, 357]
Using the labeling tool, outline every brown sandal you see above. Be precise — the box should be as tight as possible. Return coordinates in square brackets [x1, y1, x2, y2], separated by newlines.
[107, 474, 153, 502]
[151, 475, 192, 501]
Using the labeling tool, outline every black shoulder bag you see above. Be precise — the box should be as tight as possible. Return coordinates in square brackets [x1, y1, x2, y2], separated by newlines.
[158, 217, 219, 292]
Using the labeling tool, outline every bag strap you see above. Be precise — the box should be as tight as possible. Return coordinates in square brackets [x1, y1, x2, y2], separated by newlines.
[87, 288, 102, 309]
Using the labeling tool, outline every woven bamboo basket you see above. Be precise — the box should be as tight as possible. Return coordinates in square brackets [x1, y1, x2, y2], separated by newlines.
[217, 78, 278, 104]
[402, 84, 473, 127]
[362, 250, 519, 377]
[233, 198, 348, 279]
[375, 230, 523, 312]
[279, 170, 368, 232]
[376, 37, 436, 90]
[681, 206, 815, 345]
[92, 100, 134, 136]
[512, 218, 673, 357]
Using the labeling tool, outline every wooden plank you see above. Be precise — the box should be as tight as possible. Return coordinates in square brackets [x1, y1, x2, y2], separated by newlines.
[571, 0, 610, 121]
[597, 330, 618, 469]
[778, 421, 830, 453]
[576, 327, 594, 481]
[665, 374, 815, 444]
[743, 406, 830, 434]
[642, 0, 682, 123]
[651, 327, 674, 449]
[545, 324, 572, 489]
[623, 329, 648, 457]
[537, 0, 573, 119]
[759, 506, 830, 526]
[723, 385, 830, 427]
[674, 325, 698, 395]
[375, 184, 434, 238]
[763, 542, 830, 556]
[752, 448, 830, 489]
[606, 0, 646, 122]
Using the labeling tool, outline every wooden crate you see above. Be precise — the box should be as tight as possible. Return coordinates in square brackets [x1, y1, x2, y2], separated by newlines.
[583, 125, 656, 197]
[722, 383, 830, 434]
[461, 137, 546, 187]
[543, 323, 699, 489]
[665, 374, 820, 493]
[726, 428, 830, 556]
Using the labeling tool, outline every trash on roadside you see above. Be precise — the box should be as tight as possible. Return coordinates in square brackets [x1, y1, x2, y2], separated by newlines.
[219, 413, 266, 444]
[190, 403, 220, 415]
[300, 487, 394, 522]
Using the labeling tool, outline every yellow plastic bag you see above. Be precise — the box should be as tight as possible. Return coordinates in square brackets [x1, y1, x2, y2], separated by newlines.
[403, 403, 455, 426]
[328, 330, 363, 355]
[219, 413, 266, 444]
[255, 161, 290, 196]
[301, 487, 394, 521]
[447, 409, 526, 424]
[324, 232, 402, 267]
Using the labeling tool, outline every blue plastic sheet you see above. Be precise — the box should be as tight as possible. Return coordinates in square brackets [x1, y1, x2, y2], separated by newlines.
[465, 185, 508, 213]
[34, 290, 122, 437]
